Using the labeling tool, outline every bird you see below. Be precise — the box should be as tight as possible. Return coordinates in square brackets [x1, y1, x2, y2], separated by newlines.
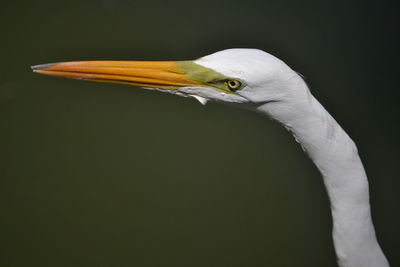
[32, 48, 389, 267]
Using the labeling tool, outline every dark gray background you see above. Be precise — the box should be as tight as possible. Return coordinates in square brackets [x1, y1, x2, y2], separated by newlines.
[1, 0, 399, 266]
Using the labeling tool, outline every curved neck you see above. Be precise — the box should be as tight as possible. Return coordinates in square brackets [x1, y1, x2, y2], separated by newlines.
[254, 81, 389, 267]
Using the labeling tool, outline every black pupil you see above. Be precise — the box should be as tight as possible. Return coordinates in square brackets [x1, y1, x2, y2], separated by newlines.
[229, 81, 238, 88]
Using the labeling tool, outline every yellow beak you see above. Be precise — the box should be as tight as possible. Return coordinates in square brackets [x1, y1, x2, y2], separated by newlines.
[31, 61, 202, 89]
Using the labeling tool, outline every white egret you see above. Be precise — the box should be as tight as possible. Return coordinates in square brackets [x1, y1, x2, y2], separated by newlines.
[32, 48, 389, 267]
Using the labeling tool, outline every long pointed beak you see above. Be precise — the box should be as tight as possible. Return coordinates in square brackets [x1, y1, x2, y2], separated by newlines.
[31, 61, 201, 89]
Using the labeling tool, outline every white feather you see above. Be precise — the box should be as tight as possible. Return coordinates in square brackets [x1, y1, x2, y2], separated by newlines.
[190, 94, 208, 105]
[195, 49, 389, 267]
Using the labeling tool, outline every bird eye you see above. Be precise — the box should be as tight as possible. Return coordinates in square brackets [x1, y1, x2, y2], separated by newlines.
[226, 80, 242, 91]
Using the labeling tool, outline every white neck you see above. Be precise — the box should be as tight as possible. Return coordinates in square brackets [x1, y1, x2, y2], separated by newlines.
[254, 80, 389, 267]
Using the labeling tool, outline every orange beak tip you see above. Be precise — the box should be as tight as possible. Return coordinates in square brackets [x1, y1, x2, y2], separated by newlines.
[31, 63, 56, 71]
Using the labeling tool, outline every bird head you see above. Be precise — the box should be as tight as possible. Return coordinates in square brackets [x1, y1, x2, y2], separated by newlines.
[32, 49, 303, 108]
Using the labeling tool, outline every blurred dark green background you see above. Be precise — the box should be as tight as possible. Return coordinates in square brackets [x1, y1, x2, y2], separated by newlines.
[1, 0, 399, 266]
